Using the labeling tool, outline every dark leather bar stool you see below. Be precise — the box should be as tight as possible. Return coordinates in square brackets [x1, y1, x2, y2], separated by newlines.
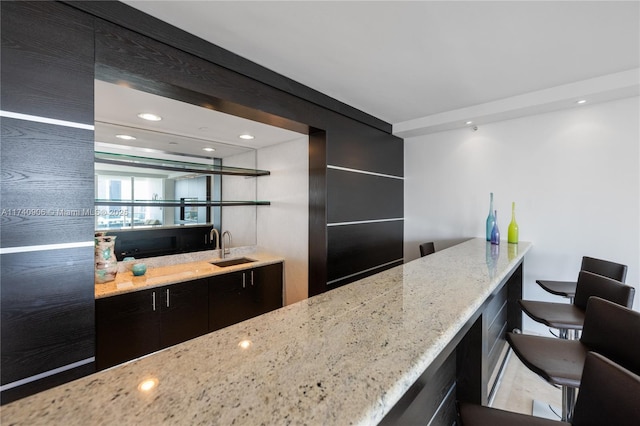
[419, 241, 435, 257]
[537, 256, 627, 303]
[519, 270, 634, 339]
[458, 351, 640, 426]
[506, 297, 640, 421]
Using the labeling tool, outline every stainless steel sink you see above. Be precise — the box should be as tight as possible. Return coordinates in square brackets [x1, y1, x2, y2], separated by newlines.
[210, 257, 256, 267]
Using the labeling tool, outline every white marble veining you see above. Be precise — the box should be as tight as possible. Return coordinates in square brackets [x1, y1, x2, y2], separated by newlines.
[1, 238, 531, 425]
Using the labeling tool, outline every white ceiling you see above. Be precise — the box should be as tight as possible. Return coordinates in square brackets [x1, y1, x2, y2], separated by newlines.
[121, 1, 640, 137]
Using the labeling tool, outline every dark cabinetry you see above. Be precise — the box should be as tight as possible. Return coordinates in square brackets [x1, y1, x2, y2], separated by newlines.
[209, 263, 283, 331]
[96, 279, 208, 370]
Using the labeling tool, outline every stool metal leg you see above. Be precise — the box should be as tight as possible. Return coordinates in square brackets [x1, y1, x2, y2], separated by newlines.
[561, 385, 577, 422]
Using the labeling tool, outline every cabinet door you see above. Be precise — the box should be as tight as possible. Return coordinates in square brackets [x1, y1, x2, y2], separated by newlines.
[209, 271, 252, 331]
[250, 263, 284, 316]
[160, 279, 209, 348]
[96, 289, 160, 370]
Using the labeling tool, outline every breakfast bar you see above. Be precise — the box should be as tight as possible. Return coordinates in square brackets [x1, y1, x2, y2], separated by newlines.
[1, 238, 530, 425]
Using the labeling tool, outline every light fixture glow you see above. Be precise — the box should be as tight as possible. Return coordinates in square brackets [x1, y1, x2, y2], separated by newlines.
[576, 100, 587, 104]
[465, 121, 473, 125]
[238, 339, 252, 349]
[203, 147, 216, 152]
[137, 378, 158, 392]
[239, 134, 255, 140]
[116, 134, 137, 141]
[137, 112, 162, 121]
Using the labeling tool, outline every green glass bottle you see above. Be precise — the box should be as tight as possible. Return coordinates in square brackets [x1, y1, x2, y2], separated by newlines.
[508, 202, 519, 244]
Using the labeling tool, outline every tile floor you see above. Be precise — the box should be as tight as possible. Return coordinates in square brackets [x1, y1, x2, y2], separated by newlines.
[491, 349, 562, 418]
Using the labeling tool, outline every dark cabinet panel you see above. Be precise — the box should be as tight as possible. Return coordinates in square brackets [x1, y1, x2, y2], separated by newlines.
[0, 1, 94, 124]
[1, 247, 95, 385]
[160, 280, 209, 348]
[209, 263, 283, 332]
[96, 278, 209, 370]
[327, 117, 403, 177]
[0, 118, 94, 248]
[327, 168, 403, 223]
[95, 288, 160, 371]
[327, 221, 403, 285]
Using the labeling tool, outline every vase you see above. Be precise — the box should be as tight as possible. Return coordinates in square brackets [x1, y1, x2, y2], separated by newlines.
[95, 234, 118, 283]
[508, 201, 519, 244]
[486, 192, 495, 241]
[490, 210, 500, 245]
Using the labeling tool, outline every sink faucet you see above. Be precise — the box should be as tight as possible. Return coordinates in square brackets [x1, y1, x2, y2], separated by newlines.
[210, 227, 220, 250]
[221, 231, 232, 258]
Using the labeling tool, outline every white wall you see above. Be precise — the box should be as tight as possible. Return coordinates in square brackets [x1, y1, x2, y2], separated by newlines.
[257, 136, 309, 305]
[404, 97, 640, 334]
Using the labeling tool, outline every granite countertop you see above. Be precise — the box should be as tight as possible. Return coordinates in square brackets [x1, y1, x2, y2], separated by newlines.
[95, 251, 285, 299]
[2, 238, 531, 425]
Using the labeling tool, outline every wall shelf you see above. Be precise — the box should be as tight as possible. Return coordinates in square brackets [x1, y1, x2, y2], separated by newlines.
[95, 151, 270, 176]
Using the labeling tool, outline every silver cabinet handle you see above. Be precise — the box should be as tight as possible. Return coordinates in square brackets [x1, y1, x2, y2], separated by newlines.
[166, 289, 170, 307]
[251, 270, 254, 286]
[242, 272, 246, 289]
[152, 291, 156, 311]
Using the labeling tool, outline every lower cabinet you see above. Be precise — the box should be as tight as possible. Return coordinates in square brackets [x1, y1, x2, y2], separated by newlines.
[96, 263, 284, 370]
[209, 263, 283, 331]
[96, 278, 208, 370]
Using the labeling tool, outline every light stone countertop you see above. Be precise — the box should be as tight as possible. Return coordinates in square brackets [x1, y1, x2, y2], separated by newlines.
[1, 238, 531, 425]
[95, 249, 285, 299]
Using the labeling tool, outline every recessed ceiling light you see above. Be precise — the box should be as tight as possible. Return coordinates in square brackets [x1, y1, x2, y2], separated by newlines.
[576, 100, 587, 104]
[137, 112, 162, 121]
[239, 134, 254, 140]
[465, 121, 473, 125]
[116, 134, 136, 141]
[238, 339, 252, 349]
[203, 147, 215, 152]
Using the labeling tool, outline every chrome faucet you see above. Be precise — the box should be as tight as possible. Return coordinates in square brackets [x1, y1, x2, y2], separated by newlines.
[221, 231, 232, 258]
[210, 227, 220, 250]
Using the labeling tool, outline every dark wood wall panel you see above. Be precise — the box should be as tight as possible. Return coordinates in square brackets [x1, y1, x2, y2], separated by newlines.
[0, 1, 94, 125]
[327, 221, 403, 284]
[327, 168, 403, 223]
[0, 247, 95, 385]
[0, 118, 95, 248]
[327, 116, 403, 177]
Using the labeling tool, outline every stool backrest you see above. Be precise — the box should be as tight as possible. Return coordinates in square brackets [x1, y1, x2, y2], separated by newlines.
[571, 352, 640, 426]
[419, 242, 435, 257]
[581, 256, 628, 282]
[573, 271, 635, 310]
[580, 297, 640, 376]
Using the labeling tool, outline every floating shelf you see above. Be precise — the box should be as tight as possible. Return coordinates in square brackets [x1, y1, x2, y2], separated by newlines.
[95, 151, 270, 176]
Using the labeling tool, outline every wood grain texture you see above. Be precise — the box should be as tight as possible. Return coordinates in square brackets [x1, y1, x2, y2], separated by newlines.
[0, 1, 94, 124]
[327, 168, 403, 223]
[0, 118, 94, 248]
[0, 247, 95, 385]
[327, 220, 403, 284]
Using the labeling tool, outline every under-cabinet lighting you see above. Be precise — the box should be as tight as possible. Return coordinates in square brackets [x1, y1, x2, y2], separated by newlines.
[116, 134, 136, 141]
[239, 134, 254, 140]
[203, 147, 216, 152]
[465, 121, 473, 125]
[137, 378, 159, 392]
[238, 339, 252, 349]
[576, 100, 587, 105]
[137, 112, 163, 121]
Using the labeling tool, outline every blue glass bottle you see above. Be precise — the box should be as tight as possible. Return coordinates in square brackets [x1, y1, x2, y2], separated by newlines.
[486, 193, 495, 241]
[491, 210, 500, 245]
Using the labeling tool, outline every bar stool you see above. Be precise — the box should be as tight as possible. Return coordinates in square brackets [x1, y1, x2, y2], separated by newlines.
[506, 297, 640, 421]
[419, 241, 435, 257]
[537, 256, 627, 303]
[458, 351, 640, 426]
[519, 270, 634, 339]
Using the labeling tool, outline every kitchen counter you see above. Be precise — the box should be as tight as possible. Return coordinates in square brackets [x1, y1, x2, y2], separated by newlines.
[1, 238, 531, 425]
[95, 252, 285, 299]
